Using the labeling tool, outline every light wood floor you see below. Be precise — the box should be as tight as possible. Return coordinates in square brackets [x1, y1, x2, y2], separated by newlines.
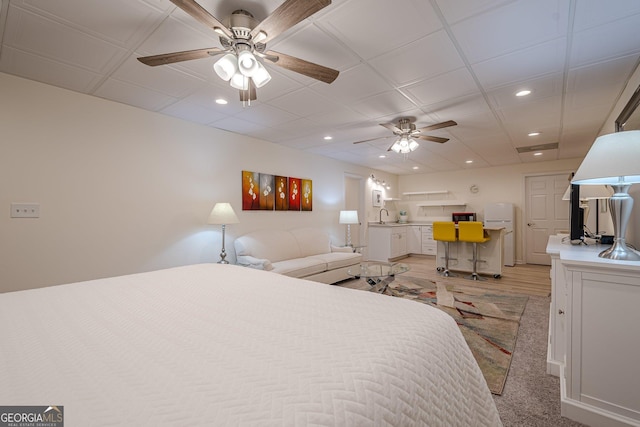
[340, 255, 552, 297]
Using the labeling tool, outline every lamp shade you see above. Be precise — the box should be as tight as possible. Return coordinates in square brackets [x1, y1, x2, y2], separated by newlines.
[572, 131, 640, 185]
[339, 210, 359, 224]
[208, 203, 239, 225]
[562, 184, 613, 200]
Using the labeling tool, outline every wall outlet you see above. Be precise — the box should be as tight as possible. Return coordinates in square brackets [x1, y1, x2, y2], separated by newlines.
[11, 203, 40, 218]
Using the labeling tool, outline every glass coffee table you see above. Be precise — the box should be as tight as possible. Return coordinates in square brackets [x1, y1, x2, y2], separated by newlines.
[347, 262, 410, 294]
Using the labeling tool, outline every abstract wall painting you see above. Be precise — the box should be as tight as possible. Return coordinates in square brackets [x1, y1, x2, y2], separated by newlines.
[242, 170, 260, 210]
[301, 179, 313, 211]
[275, 176, 289, 211]
[259, 173, 275, 210]
[242, 171, 311, 211]
[288, 177, 301, 211]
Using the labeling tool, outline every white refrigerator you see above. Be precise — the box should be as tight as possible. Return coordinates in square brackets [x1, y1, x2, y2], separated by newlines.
[484, 203, 515, 266]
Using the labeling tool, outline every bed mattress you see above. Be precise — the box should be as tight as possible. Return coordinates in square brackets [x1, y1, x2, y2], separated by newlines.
[0, 263, 501, 426]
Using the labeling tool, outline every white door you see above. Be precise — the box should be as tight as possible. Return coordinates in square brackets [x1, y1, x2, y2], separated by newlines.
[525, 174, 570, 265]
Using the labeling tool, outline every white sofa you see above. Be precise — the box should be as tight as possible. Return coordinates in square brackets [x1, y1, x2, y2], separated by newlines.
[233, 228, 362, 284]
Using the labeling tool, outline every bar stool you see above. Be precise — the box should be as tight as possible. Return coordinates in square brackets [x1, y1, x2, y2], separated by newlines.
[432, 221, 457, 277]
[457, 221, 491, 281]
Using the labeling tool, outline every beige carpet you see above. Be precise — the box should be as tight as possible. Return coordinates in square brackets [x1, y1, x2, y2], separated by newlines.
[386, 276, 528, 395]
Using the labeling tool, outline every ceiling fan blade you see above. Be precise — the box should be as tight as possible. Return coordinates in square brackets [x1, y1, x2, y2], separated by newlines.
[380, 122, 402, 133]
[250, 0, 331, 44]
[170, 0, 233, 39]
[418, 120, 457, 132]
[137, 47, 224, 66]
[352, 135, 392, 145]
[240, 79, 257, 102]
[264, 50, 338, 83]
[416, 135, 449, 143]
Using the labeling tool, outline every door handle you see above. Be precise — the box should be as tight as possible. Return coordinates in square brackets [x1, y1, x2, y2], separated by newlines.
[527, 222, 535, 226]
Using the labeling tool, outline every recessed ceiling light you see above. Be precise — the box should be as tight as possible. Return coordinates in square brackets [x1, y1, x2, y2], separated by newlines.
[215, 98, 228, 105]
[412, 166, 419, 170]
[534, 152, 543, 156]
[323, 136, 333, 140]
[528, 131, 541, 136]
[465, 160, 473, 164]
[379, 154, 386, 158]
[516, 90, 531, 97]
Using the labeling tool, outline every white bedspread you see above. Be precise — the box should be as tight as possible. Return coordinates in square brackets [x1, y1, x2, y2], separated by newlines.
[0, 264, 501, 426]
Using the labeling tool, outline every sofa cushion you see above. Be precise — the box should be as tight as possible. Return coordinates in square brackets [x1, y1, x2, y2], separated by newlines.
[307, 252, 362, 270]
[271, 258, 327, 278]
[290, 228, 331, 257]
[234, 229, 301, 263]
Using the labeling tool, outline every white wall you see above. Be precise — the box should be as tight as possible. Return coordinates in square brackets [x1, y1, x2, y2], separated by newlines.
[599, 65, 640, 246]
[0, 73, 381, 292]
[398, 159, 583, 263]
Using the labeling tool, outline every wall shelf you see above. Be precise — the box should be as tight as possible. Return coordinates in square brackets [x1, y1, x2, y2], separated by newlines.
[402, 190, 449, 196]
[383, 198, 401, 201]
[416, 200, 466, 207]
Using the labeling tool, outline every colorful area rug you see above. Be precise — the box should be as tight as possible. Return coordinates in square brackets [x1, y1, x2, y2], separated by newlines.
[387, 277, 528, 395]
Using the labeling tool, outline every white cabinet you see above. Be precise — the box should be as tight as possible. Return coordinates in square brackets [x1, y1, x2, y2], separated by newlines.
[421, 224, 436, 255]
[408, 225, 422, 254]
[546, 235, 567, 377]
[547, 238, 640, 427]
[368, 226, 408, 261]
[390, 227, 407, 258]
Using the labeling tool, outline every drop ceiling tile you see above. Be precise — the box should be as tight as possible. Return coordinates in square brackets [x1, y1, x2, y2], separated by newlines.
[402, 68, 479, 107]
[572, 0, 640, 32]
[4, 6, 128, 73]
[435, 0, 517, 25]
[160, 100, 229, 125]
[350, 91, 416, 119]
[570, 18, 640, 68]
[486, 74, 563, 109]
[308, 64, 392, 104]
[472, 38, 566, 90]
[15, 0, 171, 46]
[318, 0, 441, 60]
[369, 30, 465, 87]
[451, 0, 569, 63]
[268, 23, 360, 73]
[0, 46, 103, 93]
[232, 103, 299, 127]
[113, 55, 205, 98]
[268, 88, 341, 117]
[137, 15, 221, 57]
[209, 116, 270, 135]
[94, 78, 178, 111]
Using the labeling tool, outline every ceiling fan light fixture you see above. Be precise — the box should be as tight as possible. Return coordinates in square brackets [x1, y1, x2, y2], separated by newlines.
[213, 53, 238, 81]
[252, 62, 272, 88]
[391, 136, 418, 154]
[230, 72, 249, 90]
[237, 49, 259, 77]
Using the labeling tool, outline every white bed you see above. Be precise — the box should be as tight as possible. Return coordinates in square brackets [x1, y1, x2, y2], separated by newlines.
[0, 263, 501, 426]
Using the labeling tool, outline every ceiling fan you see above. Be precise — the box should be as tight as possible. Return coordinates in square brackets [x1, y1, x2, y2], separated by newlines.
[137, 0, 339, 103]
[352, 118, 457, 153]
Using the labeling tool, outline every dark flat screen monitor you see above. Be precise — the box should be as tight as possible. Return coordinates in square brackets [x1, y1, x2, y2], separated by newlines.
[569, 184, 584, 243]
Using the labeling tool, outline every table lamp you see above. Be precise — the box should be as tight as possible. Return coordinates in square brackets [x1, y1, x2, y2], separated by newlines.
[339, 210, 359, 247]
[208, 202, 240, 264]
[572, 130, 640, 260]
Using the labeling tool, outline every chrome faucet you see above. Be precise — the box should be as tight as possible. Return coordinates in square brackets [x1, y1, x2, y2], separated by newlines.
[379, 208, 389, 224]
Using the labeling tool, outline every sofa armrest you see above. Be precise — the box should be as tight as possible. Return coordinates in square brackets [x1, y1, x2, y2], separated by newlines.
[331, 245, 354, 253]
[236, 255, 274, 271]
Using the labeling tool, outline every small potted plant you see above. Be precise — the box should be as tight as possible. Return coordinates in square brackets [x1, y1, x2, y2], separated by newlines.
[398, 210, 408, 223]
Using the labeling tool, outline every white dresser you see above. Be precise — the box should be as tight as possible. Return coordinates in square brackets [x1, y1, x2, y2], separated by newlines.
[546, 236, 640, 427]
